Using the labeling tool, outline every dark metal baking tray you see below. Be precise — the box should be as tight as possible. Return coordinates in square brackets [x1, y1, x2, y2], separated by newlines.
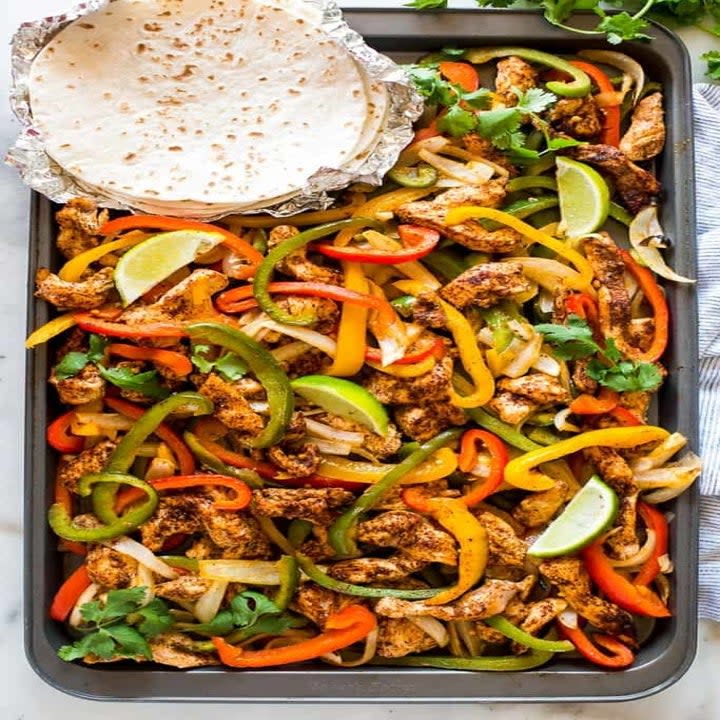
[24, 8, 698, 702]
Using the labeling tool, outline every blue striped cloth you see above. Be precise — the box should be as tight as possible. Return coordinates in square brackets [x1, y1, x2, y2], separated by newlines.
[693, 85, 720, 620]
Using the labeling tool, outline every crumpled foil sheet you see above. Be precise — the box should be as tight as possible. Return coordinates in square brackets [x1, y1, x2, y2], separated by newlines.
[6, 0, 423, 219]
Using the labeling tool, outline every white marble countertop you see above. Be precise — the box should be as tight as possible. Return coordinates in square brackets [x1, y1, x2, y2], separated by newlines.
[1, 1, 718, 717]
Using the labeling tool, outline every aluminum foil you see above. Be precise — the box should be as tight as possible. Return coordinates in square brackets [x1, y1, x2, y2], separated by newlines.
[6, 0, 423, 218]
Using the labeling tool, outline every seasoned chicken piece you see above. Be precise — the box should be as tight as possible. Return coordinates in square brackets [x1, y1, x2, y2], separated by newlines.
[272, 296, 338, 334]
[476, 511, 527, 568]
[281, 347, 332, 378]
[551, 286, 571, 325]
[185, 536, 223, 560]
[328, 554, 427, 583]
[357, 510, 458, 565]
[376, 617, 440, 658]
[268, 224, 342, 285]
[512, 481, 568, 529]
[540, 557, 635, 641]
[251, 488, 354, 525]
[56, 439, 116, 493]
[266, 443, 321, 478]
[494, 56, 538, 107]
[439, 262, 531, 310]
[393, 400, 466, 443]
[572, 359, 599, 395]
[363, 355, 453, 405]
[140, 495, 205, 551]
[396, 183, 525, 254]
[620, 93, 665, 162]
[373, 480, 457, 513]
[196, 373, 264, 437]
[567, 144, 661, 213]
[197, 498, 272, 558]
[504, 598, 568, 654]
[155, 576, 213, 603]
[498, 373, 571, 406]
[85, 544, 137, 589]
[619, 391, 651, 422]
[462, 133, 516, 173]
[50, 362, 106, 406]
[375, 577, 534, 621]
[121, 269, 227, 324]
[412, 293, 448, 330]
[35, 267, 114, 310]
[291, 584, 360, 628]
[55, 198, 108, 259]
[149, 632, 220, 668]
[314, 413, 402, 461]
[299, 525, 337, 562]
[487, 391, 539, 425]
[547, 96, 602, 139]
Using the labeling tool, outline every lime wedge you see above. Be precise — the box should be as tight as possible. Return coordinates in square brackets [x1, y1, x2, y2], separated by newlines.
[114, 230, 225, 306]
[528, 475, 618, 558]
[291, 375, 389, 436]
[556, 156, 610, 238]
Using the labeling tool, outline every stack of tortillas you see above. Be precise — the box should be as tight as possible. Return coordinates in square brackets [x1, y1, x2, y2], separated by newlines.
[27, 0, 392, 218]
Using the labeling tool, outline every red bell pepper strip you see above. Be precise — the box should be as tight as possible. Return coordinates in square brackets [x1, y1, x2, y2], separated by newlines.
[115, 474, 252, 514]
[439, 61, 480, 92]
[557, 621, 634, 668]
[107, 343, 193, 377]
[634, 501, 669, 587]
[414, 117, 441, 143]
[570, 387, 619, 415]
[364, 337, 445, 366]
[74, 313, 187, 339]
[313, 225, 440, 264]
[566, 292, 601, 341]
[456, 429, 509, 506]
[99, 215, 263, 280]
[47, 410, 84, 454]
[581, 538, 671, 617]
[104, 396, 196, 475]
[569, 60, 621, 147]
[609, 406, 643, 426]
[49, 565, 91, 622]
[212, 604, 376, 667]
[619, 249, 669, 363]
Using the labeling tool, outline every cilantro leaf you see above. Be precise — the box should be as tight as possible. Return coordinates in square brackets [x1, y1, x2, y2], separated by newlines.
[230, 591, 281, 627]
[191, 344, 248, 381]
[58, 631, 116, 662]
[598, 13, 653, 44]
[476, 107, 523, 147]
[603, 337, 623, 364]
[232, 613, 306, 642]
[135, 598, 174, 637]
[54, 351, 90, 380]
[515, 87, 557, 114]
[100, 587, 149, 621]
[87, 334, 108, 363]
[104, 624, 152, 659]
[98, 366, 170, 400]
[438, 104, 478, 137]
[546, 136, 586, 151]
[461, 88, 492, 110]
[407, 66, 456, 107]
[405, 0, 447, 8]
[534, 315, 601, 360]
[440, 46, 466, 58]
[703, 50, 720, 80]
[587, 358, 663, 392]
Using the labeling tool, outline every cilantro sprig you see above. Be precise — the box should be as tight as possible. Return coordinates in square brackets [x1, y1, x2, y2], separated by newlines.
[534, 315, 663, 392]
[190, 344, 248, 381]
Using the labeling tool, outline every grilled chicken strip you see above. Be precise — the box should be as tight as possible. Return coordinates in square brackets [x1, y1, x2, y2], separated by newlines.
[196, 373, 264, 437]
[313, 413, 403, 461]
[55, 439, 116, 493]
[268, 224, 342, 285]
[620, 93, 665, 162]
[393, 400, 467, 443]
[439, 262, 531, 310]
[86, 544, 137, 589]
[252, 488, 354, 525]
[140, 495, 205, 551]
[35, 267, 115, 310]
[272, 296, 339, 334]
[462, 133, 516, 174]
[498, 373, 572, 406]
[512, 480, 568, 529]
[567, 144, 661, 213]
[547, 96, 602, 139]
[494, 56, 538, 107]
[487, 391, 539, 426]
[292, 584, 362, 628]
[539, 557, 635, 641]
[396, 183, 525, 254]
[149, 633, 220, 668]
[155, 576, 214, 603]
[376, 617, 440, 658]
[266, 442, 321, 478]
[503, 597, 568, 654]
[328, 554, 427, 584]
[363, 355, 453, 405]
[475, 511, 527, 568]
[412, 293, 448, 330]
[55, 198, 108, 259]
[50, 362, 106, 405]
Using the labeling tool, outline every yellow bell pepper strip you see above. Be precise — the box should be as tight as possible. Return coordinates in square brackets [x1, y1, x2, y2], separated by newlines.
[25, 312, 77, 349]
[328, 429, 462, 557]
[443, 207, 595, 294]
[58, 232, 147, 282]
[402, 489, 488, 606]
[504, 426, 670, 491]
[366, 355, 436, 377]
[485, 615, 574, 653]
[212, 604, 376, 668]
[326, 263, 369, 377]
[371, 646, 555, 670]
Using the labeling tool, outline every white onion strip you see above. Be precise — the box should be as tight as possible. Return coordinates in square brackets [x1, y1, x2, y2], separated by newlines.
[69, 582, 100, 628]
[305, 418, 365, 445]
[193, 580, 229, 624]
[322, 628, 379, 667]
[611, 530, 656, 568]
[101, 537, 178, 579]
[409, 616, 449, 647]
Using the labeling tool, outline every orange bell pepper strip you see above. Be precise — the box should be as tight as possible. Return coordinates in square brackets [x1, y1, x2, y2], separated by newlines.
[556, 621, 634, 668]
[570, 387, 620, 415]
[619, 249, 669, 363]
[634, 501, 669, 587]
[99, 215, 263, 279]
[212, 604, 376, 668]
[48, 410, 84, 454]
[456, 429, 509, 506]
[50, 565, 91, 622]
[609, 406, 643, 426]
[413, 116, 441, 143]
[581, 538, 671, 617]
[74, 313, 187, 339]
[569, 60, 621, 147]
[439, 61, 480, 92]
[104, 396, 196, 475]
[107, 343, 193, 377]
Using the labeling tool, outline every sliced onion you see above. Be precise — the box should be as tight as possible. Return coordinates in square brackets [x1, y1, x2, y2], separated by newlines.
[69, 582, 100, 628]
[74, 413, 134, 430]
[249, 401, 270, 413]
[639, 453, 702, 502]
[398, 135, 450, 165]
[554, 408, 581, 433]
[533, 353, 561, 377]
[322, 627, 378, 667]
[477, 327, 495, 346]
[507, 257, 586, 292]
[409, 616, 449, 647]
[145, 456, 177, 481]
[259, 319, 337, 357]
[198, 559, 282, 585]
[578, 49, 645, 105]
[468, 453, 492, 478]
[101, 537, 178, 579]
[133, 563, 156, 603]
[222, 251, 252, 280]
[658, 554, 674, 574]
[305, 418, 365, 445]
[629, 207, 695, 284]
[558, 609, 578, 630]
[312, 439, 353, 455]
[134, 442, 162, 458]
[501, 333, 544, 378]
[595, 90, 626, 107]
[434, 177, 467, 188]
[418, 148, 494, 185]
[271, 341, 312, 363]
[631, 432, 688, 473]
[193, 580, 228, 624]
[611, 530, 657, 568]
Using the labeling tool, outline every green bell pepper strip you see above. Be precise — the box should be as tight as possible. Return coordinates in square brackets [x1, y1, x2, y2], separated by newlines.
[390, 295, 417, 318]
[296, 553, 447, 599]
[254, 515, 296, 555]
[463, 47, 591, 97]
[287, 519, 313, 549]
[187, 322, 293, 449]
[251, 228, 268, 254]
[422, 249, 468, 281]
[369, 647, 554, 671]
[608, 202, 633, 227]
[485, 616, 574, 653]
[526, 426, 564, 446]
[272, 555, 300, 611]
[159, 555, 200, 572]
[183, 430, 265, 489]
[506, 176, 558, 193]
[328, 428, 462, 557]
[479, 305, 517, 353]
[253, 217, 378, 325]
[48, 472, 159, 542]
[503, 196, 559, 220]
[465, 252, 490, 267]
[388, 163, 438, 188]
[93, 392, 214, 525]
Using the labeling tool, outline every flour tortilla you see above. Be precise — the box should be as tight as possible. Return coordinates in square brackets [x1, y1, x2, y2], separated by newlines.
[29, 0, 373, 207]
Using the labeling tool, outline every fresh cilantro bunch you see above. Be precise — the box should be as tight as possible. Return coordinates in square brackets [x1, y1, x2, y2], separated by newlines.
[58, 587, 173, 661]
[190, 344, 248, 381]
[534, 315, 663, 392]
